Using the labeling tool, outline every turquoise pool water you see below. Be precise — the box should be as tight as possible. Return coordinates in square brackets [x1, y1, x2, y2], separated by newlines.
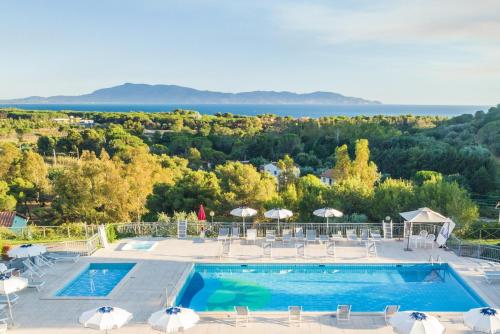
[122, 241, 157, 251]
[177, 263, 487, 312]
[55, 263, 135, 297]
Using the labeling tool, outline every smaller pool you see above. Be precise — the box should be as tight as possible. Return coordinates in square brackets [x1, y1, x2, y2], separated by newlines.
[122, 241, 158, 251]
[55, 263, 135, 297]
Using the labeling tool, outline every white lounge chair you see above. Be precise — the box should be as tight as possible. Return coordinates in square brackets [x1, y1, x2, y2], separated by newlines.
[177, 220, 187, 239]
[0, 264, 15, 276]
[246, 229, 257, 244]
[366, 241, 377, 257]
[295, 227, 305, 242]
[331, 230, 343, 241]
[346, 229, 358, 242]
[0, 317, 7, 334]
[219, 240, 231, 259]
[326, 241, 336, 257]
[265, 230, 276, 244]
[288, 306, 302, 326]
[231, 227, 240, 241]
[0, 293, 19, 305]
[34, 255, 53, 268]
[235, 306, 250, 327]
[217, 228, 229, 241]
[370, 229, 382, 241]
[45, 252, 80, 263]
[262, 242, 272, 258]
[337, 304, 351, 323]
[282, 229, 292, 245]
[319, 234, 329, 244]
[296, 243, 305, 258]
[384, 305, 400, 324]
[22, 259, 45, 278]
[306, 230, 317, 244]
[360, 229, 369, 242]
[484, 271, 500, 284]
[25, 276, 46, 292]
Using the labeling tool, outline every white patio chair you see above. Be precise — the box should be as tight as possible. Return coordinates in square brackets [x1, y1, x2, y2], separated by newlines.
[306, 230, 317, 245]
[337, 304, 351, 323]
[246, 229, 257, 244]
[424, 234, 435, 248]
[235, 306, 250, 326]
[384, 305, 400, 324]
[288, 306, 302, 326]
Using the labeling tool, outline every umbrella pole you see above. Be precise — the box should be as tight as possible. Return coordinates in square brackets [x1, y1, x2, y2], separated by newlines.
[278, 217, 280, 233]
[243, 217, 245, 237]
[404, 221, 413, 251]
[326, 217, 329, 234]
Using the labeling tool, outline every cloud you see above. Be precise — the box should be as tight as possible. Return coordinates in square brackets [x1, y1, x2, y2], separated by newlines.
[270, 0, 500, 45]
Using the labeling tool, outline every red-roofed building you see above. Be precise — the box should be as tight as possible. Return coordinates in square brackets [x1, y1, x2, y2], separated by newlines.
[320, 169, 335, 186]
[0, 211, 28, 231]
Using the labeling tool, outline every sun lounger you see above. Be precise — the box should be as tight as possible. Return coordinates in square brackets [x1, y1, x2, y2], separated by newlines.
[319, 234, 329, 244]
[296, 243, 305, 258]
[45, 252, 80, 263]
[26, 278, 46, 292]
[282, 229, 292, 245]
[337, 304, 351, 323]
[219, 240, 231, 259]
[0, 317, 7, 334]
[0, 293, 19, 304]
[295, 227, 305, 242]
[306, 230, 317, 244]
[0, 263, 16, 276]
[360, 229, 369, 242]
[235, 306, 250, 326]
[246, 229, 257, 244]
[22, 259, 45, 278]
[266, 230, 276, 244]
[326, 241, 336, 257]
[231, 227, 240, 240]
[262, 242, 272, 258]
[331, 231, 343, 241]
[217, 228, 229, 241]
[366, 241, 377, 257]
[177, 220, 187, 239]
[346, 229, 358, 242]
[484, 271, 500, 284]
[370, 229, 382, 241]
[288, 306, 302, 326]
[34, 255, 54, 268]
[384, 305, 400, 324]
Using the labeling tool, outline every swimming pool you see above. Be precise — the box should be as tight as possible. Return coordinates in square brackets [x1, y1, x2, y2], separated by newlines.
[55, 263, 135, 297]
[177, 263, 487, 312]
[122, 241, 157, 251]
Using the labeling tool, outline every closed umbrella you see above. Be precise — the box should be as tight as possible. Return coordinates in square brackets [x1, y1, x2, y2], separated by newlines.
[389, 311, 445, 334]
[8, 244, 46, 258]
[0, 274, 28, 325]
[264, 208, 293, 231]
[79, 306, 132, 333]
[197, 205, 206, 221]
[464, 307, 500, 333]
[230, 207, 257, 236]
[313, 208, 343, 230]
[148, 306, 200, 333]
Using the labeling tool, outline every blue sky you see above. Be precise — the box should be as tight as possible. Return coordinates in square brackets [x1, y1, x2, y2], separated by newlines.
[1, 0, 499, 105]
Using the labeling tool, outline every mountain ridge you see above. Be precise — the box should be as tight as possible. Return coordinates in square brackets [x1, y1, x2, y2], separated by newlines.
[0, 83, 382, 105]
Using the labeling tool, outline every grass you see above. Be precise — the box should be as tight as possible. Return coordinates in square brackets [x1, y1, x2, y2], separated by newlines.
[462, 239, 500, 246]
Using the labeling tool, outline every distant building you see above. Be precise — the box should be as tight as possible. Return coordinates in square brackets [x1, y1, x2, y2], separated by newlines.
[261, 162, 300, 179]
[0, 211, 28, 231]
[320, 168, 335, 186]
[52, 116, 94, 127]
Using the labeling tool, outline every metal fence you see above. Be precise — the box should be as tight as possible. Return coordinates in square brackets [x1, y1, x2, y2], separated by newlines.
[42, 233, 101, 256]
[4, 224, 98, 240]
[446, 235, 500, 262]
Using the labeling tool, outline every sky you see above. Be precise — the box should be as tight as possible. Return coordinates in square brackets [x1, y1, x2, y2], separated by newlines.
[1, 0, 499, 105]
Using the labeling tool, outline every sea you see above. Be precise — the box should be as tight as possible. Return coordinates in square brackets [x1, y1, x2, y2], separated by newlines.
[0, 103, 490, 118]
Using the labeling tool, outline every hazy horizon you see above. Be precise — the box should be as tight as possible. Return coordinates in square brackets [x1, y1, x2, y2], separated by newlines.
[1, 1, 500, 105]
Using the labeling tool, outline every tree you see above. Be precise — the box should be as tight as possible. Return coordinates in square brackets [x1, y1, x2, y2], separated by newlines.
[19, 151, 49, 204]
[277, 155, 299, 191]
[295, 175, 326, 220]
[0, 181, 16, 211]
[325, 177, 373, 215]
[331, 144, 351, 182]
[37, 136, 57, 156]
[215, 161, 277, 211]
[0, 143, 21, 180]
[371, 178, 415, 220]
[351, 139, 380, 187]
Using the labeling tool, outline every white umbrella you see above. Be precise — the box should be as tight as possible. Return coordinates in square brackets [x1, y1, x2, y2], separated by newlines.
[313, 208, 343, 230]
[79, 306, 132, 333]
[390, 311, 445, 334]
[230, 207, 257, 236]
[0, 274, 28, 325]
[464, 307, 500, 333]
[399, 208, 450, 251]
[264, 208, 293, 230]
[148, 307, 200, 333]
[8, 244, 46, 258]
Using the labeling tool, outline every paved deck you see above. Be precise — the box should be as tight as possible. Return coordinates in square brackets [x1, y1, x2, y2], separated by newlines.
[5, 237, 500, 333]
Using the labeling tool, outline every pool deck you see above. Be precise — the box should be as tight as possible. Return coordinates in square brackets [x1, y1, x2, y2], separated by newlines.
[6, 237, 500, 333]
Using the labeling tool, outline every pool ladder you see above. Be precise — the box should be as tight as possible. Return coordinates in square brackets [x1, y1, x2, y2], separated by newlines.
[428, 255, 442, 265]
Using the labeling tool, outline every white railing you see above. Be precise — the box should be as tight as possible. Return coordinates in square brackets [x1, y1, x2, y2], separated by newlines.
[43, 233, 101, 256]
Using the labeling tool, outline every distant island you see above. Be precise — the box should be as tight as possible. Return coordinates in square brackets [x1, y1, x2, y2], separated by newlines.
[0, 83, 381, 105]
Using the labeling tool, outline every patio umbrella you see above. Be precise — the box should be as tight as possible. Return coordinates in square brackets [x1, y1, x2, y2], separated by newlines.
[0, 274, 28, 325]
[389, 311, 445, 334]
[148, 306, 200, 333]
[7, 244, 46, 258]
[230, 207, 257, 236]
[313, 208, 343, 230]
[79, 306, 132, 333]
[463, 307, 500, 333]
[264, 208, 293, 230]
[399, 207, 451, 251]
[197, 204, 206, 221]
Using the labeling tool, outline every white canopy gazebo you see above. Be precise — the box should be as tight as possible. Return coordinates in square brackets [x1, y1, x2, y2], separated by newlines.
[399, 207, 451, 251]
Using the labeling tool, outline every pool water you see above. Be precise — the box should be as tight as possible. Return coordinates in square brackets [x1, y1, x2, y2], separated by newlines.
[122, 241, 157, 251]
[177, 263, 487, 312]
[55, 263, 135, 297]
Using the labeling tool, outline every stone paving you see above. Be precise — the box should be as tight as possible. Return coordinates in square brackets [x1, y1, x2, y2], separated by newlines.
[4, 237, 500, 333]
